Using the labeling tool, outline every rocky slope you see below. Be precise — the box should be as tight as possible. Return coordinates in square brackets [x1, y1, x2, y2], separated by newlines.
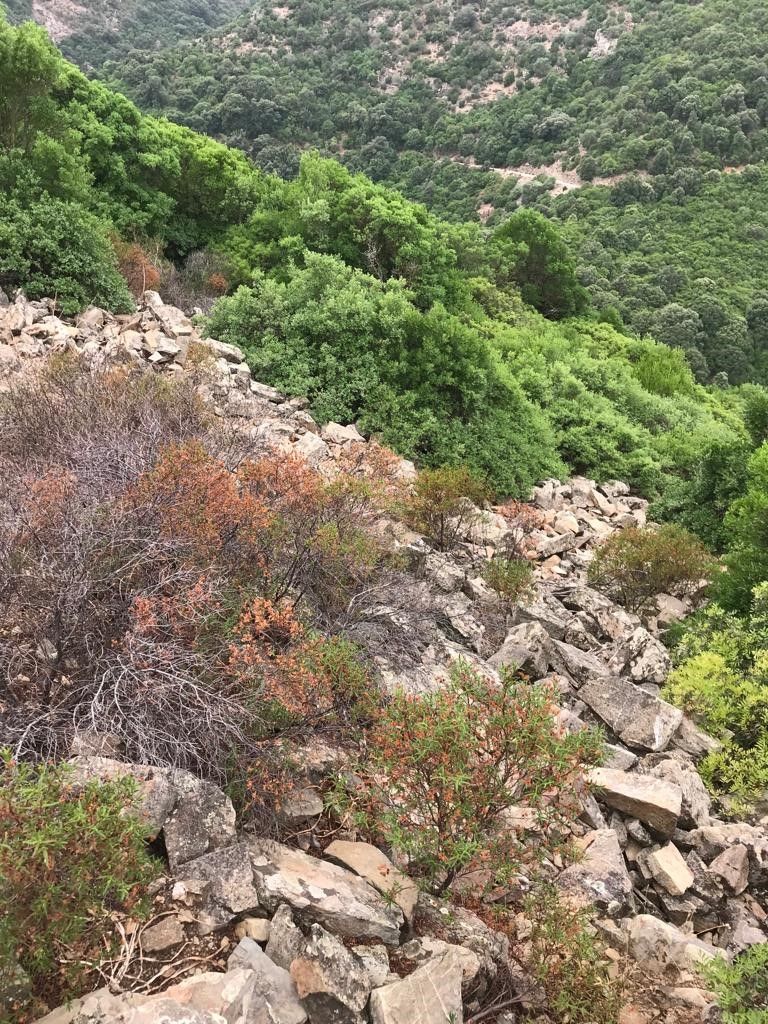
[1, 290, 767, 1024]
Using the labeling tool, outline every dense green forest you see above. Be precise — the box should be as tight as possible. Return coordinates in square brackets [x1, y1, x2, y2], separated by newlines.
[53, 0, 762, 385]
[2, 0, 254, 69]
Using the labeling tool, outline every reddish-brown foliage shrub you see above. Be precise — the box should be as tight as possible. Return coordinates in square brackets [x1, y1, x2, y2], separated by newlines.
[0, 363, 396, 777]
[497, 498, 546, 557]
[339, 661, 602, 895]
[588, 524, 715, 612]
[113, 239, 161, 298]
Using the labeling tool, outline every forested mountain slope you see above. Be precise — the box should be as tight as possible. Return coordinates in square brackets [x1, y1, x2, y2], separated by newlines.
[3, 12, 763, 513]
[71, 0, 767, 384]
[2, 0, 254, 69]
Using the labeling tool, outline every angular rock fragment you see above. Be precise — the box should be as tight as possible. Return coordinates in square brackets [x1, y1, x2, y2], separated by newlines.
[589, 768, 682, 835]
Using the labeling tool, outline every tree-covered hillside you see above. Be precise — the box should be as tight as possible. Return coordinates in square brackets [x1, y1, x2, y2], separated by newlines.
[3, 12, 762, 508]
[2, 0, 254, 69]
[59, 0, 763, 384]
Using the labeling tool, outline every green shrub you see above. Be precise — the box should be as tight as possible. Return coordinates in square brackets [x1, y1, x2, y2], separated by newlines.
[0, 195, 134, 315]
[701, 943, 768, 1023]
[405, 465, 489, 551]
[0, 753, 152, 1020]
[521, 883, 622, 1024]
[664, 586, 768, 806]
[483, 555, 535, 607]
[588, 524, 715, 613]
[338, 661, 602, 895]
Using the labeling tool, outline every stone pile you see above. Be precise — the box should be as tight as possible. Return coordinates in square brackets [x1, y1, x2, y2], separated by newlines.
[3, 291, 766, 1024]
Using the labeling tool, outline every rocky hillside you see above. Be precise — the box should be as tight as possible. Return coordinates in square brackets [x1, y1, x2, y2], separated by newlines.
[1, 289, 766, 1024]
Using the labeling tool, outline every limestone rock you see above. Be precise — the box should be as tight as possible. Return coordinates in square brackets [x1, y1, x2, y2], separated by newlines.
[579, 677, 683, 752]
[369, 949, 464, 1024]
[647, 759, 711, 828]
[68, 757, 236, 871]
[398, 937, 481, 988]
[589, 768, 682, 835]
[645, 843, 694, 896]
[248, 839, 403, 944]
[557, 828, 634, 913]
[321, 422, 365, 444]
[175, 843, 261, 933]
[351, 945, 391, 989]
[709, 845, 750, 894]
[290, 924, 371, 1024]
[227, 937, 308, 1024]
[141, 915, 186, 952]
[325, 840, 419, 924]
[627, 915, 723, 970]
[266, 904, 306, 972]
[609, 627, 671, 685]
[555, 586, 640, 643]
[488, 621, 551, 679]
[234, 917, 271, 943]
[550, 639, 611, 687]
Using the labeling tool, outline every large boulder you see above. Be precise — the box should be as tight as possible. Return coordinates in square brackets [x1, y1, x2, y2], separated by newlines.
[589, 768, 682, 836]
[369, 949, 464, 1024]
[247, 840, 403, 944]
[68, 757, 236, 870]
[578, 677, 683, 752]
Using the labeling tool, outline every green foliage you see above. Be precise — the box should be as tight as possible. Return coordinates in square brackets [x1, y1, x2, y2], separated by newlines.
[522, 884, 622, 1024]
[491, 208, 588, 319]
[338, 661, 603, 894]
[701, 942, 768, 1023]
[716, 443, 768, 612]
[0, 193, 133, 313]
[0, 12, 758, 505]
[0, 753, 152, 1019]
[404, 465, 488, 551]
[205, 256, 562, 494]
[665, 585, 768, 805]
[483, 556, 535, 608]
[588, 524, 715, 613]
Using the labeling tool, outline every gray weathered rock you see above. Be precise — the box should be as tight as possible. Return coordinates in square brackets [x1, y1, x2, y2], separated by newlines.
[627, 915, 723, 970]
[589, 768, 682, 835]
[369, 949, 464, 1024]
[266, 904, 306, 972]
[709, 845, 750, 894]
[550, 639, 611, 687]
[228, 937, 308, 1024]
[290, 925, 371, 1024]
[488, 621, 551, 679]
[398, 937, 481, 990]
[646, 759, 711, 828]
[578, 677, 683, 751]
[557, 828, 634, 914]
[175, 843, 261, 933]
[609, 627, 671, 685]
[248, 840, 403, 944]
[68, 757, 236, 870]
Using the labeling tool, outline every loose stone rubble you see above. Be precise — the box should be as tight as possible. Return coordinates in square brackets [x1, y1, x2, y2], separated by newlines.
[3, 291, 766, 1024]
